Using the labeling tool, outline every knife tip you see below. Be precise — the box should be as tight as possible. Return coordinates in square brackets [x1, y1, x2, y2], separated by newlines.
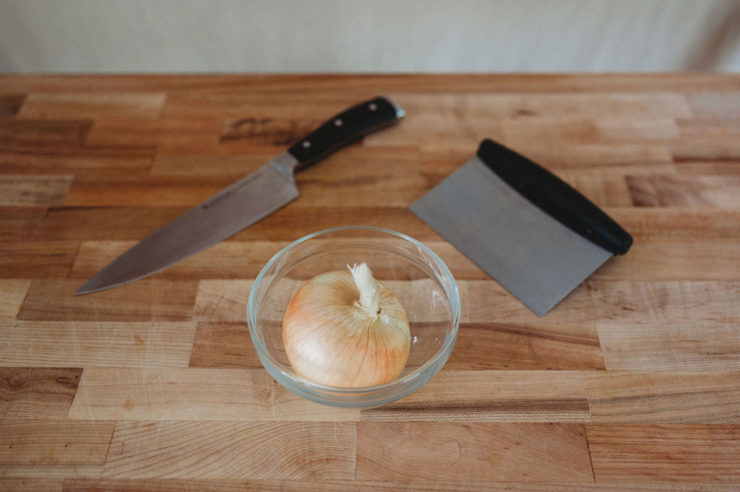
[75, 278, 105, 296]
[74, 286, 93, 296]
[75, 273, 141, 295]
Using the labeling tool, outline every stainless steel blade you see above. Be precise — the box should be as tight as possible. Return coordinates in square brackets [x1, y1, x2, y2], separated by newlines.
[410, 157, 612, 316]
[76, 154, 299, 294]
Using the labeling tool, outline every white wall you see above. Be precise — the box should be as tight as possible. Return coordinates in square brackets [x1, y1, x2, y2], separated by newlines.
[0, 0, 738, 73]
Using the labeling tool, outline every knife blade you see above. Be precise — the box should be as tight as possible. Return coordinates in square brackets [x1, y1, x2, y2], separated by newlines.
[77, 96, 404, 294]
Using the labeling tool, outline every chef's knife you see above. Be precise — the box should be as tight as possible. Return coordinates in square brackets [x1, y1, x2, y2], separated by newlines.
[410, 139, 632, 316]
[77, 97, 404, 294]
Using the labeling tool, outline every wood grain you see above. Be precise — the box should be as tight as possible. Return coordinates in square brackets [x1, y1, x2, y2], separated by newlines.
[69, 368, 273, 421]
[71, 242, 280, 280]
[587, 424, 740, 481]
[442, 322, 604, 370]
[67, 367, 359, 422]
[591, 238, 740, 281]
[627, 175, 740, 207]
[687, 92, 740, 120]
[597, 321, 740, 371]
[71, 240, 485, 281]
[1, 74, 739, 487]
[233, 206, 441, 242]
[17, 279, 198, 322]
[356, 422, 593, 481]
[0, 241, 79, 278]
[385, 93, 693, 121]
[669, 118, 740, 162]
[0, 368, 81, 419]
[464, 279, 599, 324]
[500, 117, 679, 145]
[193, 280, 253, 321]
[0, 151, 152, 176]
[188, 322, 262, 368]
[510, 143, 674, 170]
[669, 141, 740, 163]
[219, 116, 322, 147]
[35, 206, 437, 241]
[608, 208, 740, 239]
[1, 74, 737, 94]
[62, 175, 231, 207]
[18, 93, 166, 120]
[103, 421, 355, 479]
[86, 117, 221, 149]
[418, 141, 674, 170]
[0, 465, 103, 479]
[361, 370, 589, 422]
[675, 161, 740, 176]
[0, 420, 115, 465]
[295, 155, 427, 208]
[554, 172, 632, 207]
[190, 320, 603, 372]
[194, 278, 740, 326]
[0, 321, 196, 368]
[300, 206, 425, 239]
[588, 280, 740, 323]
[160, 93, 375, 120]
[0, 94, 25, 118]
[676, 118, 740, 141]
[0, 279, 30, 319]
[57, 479, 740, 491]
[0, 478, 63, 491]
[0, 175, 72, 206]
[270, 385, 359, 422]
[151, 144, 421, 176]
[586, 371, 740, 423]
[34, 207, 186, 241]
[150, 152, 278, 176]
[0, 207, 48, 240]
[0, 119, 91, 149]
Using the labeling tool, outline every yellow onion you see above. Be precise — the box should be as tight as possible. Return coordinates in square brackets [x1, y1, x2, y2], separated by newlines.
[282, 263, 410, 388]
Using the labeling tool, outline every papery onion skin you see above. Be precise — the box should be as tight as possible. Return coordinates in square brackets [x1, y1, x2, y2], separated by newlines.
[282, 269, 410, 388]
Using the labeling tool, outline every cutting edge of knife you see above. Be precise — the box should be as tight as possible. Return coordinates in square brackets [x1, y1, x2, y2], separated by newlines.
[74, 162, 300, 295]
[74, 209, 302, 295]
[74, 198, 300, 295]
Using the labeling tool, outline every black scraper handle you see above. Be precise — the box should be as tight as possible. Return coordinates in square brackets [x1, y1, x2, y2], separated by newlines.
[477, 139, 633, 255]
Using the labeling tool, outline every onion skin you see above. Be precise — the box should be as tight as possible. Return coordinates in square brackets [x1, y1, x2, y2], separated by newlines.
[282, 269, 410, 388]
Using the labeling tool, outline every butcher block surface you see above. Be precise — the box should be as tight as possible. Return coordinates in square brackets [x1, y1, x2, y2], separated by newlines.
[0, 74, 739, 490]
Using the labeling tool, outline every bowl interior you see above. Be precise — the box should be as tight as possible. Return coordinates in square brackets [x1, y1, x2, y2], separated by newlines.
[249, 229, 459, 389]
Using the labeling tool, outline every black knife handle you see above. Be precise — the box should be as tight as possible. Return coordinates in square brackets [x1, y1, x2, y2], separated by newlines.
[477, 139, 633, 255]
[288, 96, 403, 172]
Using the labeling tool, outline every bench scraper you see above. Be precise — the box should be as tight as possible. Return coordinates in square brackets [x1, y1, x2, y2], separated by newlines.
[410, 139, 633, 316]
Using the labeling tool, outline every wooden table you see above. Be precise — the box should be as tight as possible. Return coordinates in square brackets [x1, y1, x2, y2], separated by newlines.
[1, 74, 739, 490]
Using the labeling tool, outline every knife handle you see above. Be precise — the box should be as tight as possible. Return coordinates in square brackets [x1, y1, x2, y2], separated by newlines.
[477, 139, 633, 255]
[288, 96, 404, 172]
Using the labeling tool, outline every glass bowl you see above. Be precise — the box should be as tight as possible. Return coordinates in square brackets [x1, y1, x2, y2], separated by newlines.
[247, 226, 460, 408]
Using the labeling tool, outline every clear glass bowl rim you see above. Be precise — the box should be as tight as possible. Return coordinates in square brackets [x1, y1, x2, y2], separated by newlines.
[246, 225, 461, 395]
